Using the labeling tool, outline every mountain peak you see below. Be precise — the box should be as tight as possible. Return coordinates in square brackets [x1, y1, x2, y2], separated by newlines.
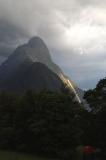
[28, 36, 46, 48]
[0, 36, 83, 103]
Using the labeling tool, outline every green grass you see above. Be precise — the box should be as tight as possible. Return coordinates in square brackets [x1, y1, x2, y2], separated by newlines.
[0, 150, 53, 160]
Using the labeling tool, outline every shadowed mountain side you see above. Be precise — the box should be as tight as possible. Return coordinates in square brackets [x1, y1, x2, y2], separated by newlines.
[0, 36, 83, 102]
[0, 37, 62, 80]
[0, 62, 63, 92]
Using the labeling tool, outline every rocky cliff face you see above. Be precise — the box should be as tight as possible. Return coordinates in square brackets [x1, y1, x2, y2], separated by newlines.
[0, 36, 83, 101]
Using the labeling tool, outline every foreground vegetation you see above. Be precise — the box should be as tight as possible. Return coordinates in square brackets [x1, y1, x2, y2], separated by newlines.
[0, 78, 105, 159]
[0, 150, 55, 160]
[0, 90, 83, 159]
[84, 78, 106, 159]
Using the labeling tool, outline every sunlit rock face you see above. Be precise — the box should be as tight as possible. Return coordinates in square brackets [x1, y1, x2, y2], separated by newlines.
[0, 36, 83, 102]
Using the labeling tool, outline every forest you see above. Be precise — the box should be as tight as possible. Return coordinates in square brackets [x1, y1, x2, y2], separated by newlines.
[0, 78, 105, 159]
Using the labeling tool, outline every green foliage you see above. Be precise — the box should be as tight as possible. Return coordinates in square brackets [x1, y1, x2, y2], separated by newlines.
[0, 150, 52, 160]
[84, 78, 106, 111]
[0, 90, 83, 159]
[84, 78, 106, 158]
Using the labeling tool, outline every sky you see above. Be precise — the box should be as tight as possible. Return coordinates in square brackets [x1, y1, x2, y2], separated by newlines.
[0, 0, 106, 89]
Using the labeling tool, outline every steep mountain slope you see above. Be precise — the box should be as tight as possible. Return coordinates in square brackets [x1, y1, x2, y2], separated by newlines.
[0, 36, 83, 101]
[0, 61, 63, 92]
[0, 37, 63, 78]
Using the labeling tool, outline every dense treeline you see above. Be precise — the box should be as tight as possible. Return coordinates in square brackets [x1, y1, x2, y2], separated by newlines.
[0, 90, 85, 159]
[84, 78, 106, 111]
[84, 78, 106, 159]
[0, 78, 105, 159]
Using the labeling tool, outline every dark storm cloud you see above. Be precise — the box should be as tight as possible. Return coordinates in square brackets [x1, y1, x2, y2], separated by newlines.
[0, 19, 28, 63]
[0, 0, 106, 89]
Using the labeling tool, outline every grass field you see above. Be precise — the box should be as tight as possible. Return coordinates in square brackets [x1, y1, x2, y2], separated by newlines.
[0, 150, 53, 160]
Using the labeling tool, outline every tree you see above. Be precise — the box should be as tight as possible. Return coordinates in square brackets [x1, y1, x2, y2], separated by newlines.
[84, 78, 106, 159]
[0, 90, 83, 159]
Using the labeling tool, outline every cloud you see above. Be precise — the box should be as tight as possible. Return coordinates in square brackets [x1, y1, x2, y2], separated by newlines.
[0, 0, 106, 89]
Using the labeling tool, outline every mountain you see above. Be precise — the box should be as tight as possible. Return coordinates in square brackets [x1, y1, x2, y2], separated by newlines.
[0, 37, 62, 80]
[0, 61, 63, 92]
[0, 36, 83, 101]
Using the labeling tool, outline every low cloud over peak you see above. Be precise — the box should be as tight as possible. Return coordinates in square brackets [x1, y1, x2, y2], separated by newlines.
[0, 0, 106, 89]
